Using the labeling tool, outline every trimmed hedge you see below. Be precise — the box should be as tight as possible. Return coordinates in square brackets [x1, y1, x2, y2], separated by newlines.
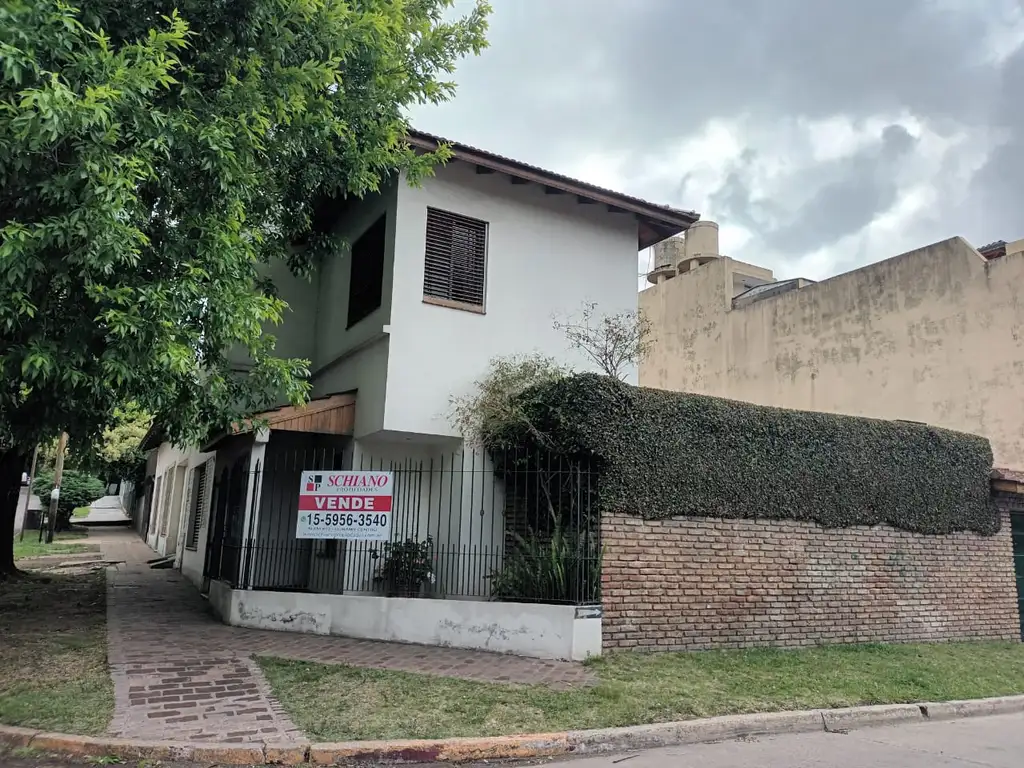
[489, 374, 998, 535]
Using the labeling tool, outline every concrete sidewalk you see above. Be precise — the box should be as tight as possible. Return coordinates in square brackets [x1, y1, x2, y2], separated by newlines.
[79, 496, 130, 525]
[95, 529, 592, 745]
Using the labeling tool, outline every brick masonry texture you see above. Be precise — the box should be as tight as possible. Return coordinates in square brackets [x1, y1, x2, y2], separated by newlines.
[96, 529, 592, 744]
[601, 502, 1021, 652]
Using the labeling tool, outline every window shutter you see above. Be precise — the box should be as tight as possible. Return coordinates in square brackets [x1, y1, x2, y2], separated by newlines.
[149, 477, 162, 534]
[185, 463, 208, 550]
[423, 208, 487, 308]
[159, 476, 173, 536]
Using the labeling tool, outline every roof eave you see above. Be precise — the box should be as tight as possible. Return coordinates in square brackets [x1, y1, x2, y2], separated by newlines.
[407, 132, 698, 250]
[139, 423, 165, 453]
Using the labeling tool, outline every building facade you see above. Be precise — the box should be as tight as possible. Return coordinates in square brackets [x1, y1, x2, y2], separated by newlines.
[138, 131, 697, 660]
[640, 224, 1024, 468]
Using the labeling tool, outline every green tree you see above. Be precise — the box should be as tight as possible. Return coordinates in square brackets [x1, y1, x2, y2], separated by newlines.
[0, 0, 490, 577]
[66, 402, 152, 484]
[32, 469, 106, 531]
[33, 404, 151, 482]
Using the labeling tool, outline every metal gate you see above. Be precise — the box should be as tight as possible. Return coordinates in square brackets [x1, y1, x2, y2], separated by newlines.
[1012, 512, 1024, 638]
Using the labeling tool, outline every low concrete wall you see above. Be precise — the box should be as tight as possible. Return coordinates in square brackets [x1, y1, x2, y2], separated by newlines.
[210, 584, 601, 661]
[208, 579, 233, 624]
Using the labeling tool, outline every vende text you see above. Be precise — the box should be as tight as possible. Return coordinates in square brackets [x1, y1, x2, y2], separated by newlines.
[298, 495, 393, 511]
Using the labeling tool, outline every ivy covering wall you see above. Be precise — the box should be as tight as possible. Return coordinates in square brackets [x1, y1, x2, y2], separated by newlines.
[489, 374, 998, 535]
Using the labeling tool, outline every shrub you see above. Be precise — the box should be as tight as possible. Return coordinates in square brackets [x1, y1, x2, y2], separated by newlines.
[489, 523, 602, 604]
[449, 354, 570, 446]
[33, 470, 106, 530]
[374, 537, 435, 597]
[489, 373, 998, 535]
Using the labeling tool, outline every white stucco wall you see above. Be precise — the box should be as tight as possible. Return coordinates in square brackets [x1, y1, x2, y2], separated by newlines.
[249, 163, 640, 442]
[145, 441, 215, 584]
[384, 160, 640, 437]
[345, 437, 504, 599]
[306, 183, 398, 438]
[262, 259, 320, 366]
[178, 453, 214, 589]
[148, 443, 188, 552]
[211, 584, 601, 661]
[310, 336, 389, 439]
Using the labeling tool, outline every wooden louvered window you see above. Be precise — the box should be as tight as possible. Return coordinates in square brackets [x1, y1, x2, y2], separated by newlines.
[422, 207, 488, 312]
[184, 463, 208, 551]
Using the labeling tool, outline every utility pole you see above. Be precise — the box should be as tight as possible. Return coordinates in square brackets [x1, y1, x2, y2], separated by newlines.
[18, 445, 39, 543]
[45, 433, 68, 545]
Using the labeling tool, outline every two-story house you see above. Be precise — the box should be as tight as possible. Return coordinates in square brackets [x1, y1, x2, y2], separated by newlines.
[136, 130, 697, 660]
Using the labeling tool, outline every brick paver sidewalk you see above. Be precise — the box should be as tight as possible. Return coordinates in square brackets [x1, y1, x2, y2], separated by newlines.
[97, 528, 593, 744]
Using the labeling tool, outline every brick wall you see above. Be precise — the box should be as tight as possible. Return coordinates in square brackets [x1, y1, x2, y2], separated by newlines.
[601, 503, 1021, 651]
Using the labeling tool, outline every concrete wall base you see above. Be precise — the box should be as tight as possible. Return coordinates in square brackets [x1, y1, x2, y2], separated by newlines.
[208, 581, 601, 661]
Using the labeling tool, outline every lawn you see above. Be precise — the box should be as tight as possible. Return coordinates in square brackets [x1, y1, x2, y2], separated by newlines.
[72, 507, 91, 518]
[259, 642, 1024, 742]
[13, 532, 95, 560]
[0, 571, 113, 735]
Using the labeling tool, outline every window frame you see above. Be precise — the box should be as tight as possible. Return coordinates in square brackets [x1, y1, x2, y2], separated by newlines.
[346, 212, 388, 329]
[421, 206, 489, 314]
[184, 461, 210, 551]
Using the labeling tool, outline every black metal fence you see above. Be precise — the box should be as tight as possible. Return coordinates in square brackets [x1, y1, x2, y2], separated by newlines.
[206, 443, 601, 605]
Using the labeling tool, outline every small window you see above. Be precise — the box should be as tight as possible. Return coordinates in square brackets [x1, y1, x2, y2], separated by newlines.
[185, 462, 209, 551]
[423, 207, 487, 311]
[347, 213, 387, 328]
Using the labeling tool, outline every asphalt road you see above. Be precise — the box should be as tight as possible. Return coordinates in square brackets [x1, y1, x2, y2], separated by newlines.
[542, 712, 1024, 768]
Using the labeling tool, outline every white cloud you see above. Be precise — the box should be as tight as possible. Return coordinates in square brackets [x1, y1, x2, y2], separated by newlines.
[416, 0, 1024, 288]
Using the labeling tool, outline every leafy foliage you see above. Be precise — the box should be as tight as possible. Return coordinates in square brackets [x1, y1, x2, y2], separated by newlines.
[90, 403, 151, 481]
[37, 405, 151, 482]
[489, 524, 601, 604]
[32, 470, 105, 529]
[490, 374, 998, 536]
[0, 0, 489, 571]
[552, 302, 653, 380]
[0, 0, 490, 454]
[375, 537, 434, 597]
[449, 354, 570, 446]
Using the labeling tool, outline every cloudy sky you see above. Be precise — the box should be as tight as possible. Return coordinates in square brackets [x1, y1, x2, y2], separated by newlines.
[413, 0, 1024, 285]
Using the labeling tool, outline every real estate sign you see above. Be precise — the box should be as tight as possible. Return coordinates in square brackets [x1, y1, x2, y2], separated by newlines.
[296, 470, 393, 540]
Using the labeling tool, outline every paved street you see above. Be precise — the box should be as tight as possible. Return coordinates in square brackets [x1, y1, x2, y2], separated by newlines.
[545, 713, 1024, 768]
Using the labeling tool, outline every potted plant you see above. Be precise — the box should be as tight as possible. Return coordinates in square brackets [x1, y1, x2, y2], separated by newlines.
[374, 537, 435, 597]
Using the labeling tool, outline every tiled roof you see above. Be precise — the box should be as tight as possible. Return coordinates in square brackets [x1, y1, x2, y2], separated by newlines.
[978, 240, 1007, 258]
[409, 130, 696, 219]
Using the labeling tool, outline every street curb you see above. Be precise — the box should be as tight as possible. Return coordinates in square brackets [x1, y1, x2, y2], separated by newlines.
[4, 696, 1024, 764]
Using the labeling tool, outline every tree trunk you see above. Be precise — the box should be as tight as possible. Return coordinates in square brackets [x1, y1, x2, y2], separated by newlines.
[0, 448, 29, 579]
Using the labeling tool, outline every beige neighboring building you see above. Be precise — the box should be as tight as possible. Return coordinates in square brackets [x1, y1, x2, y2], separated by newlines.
[639, 221, 1024, 468]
